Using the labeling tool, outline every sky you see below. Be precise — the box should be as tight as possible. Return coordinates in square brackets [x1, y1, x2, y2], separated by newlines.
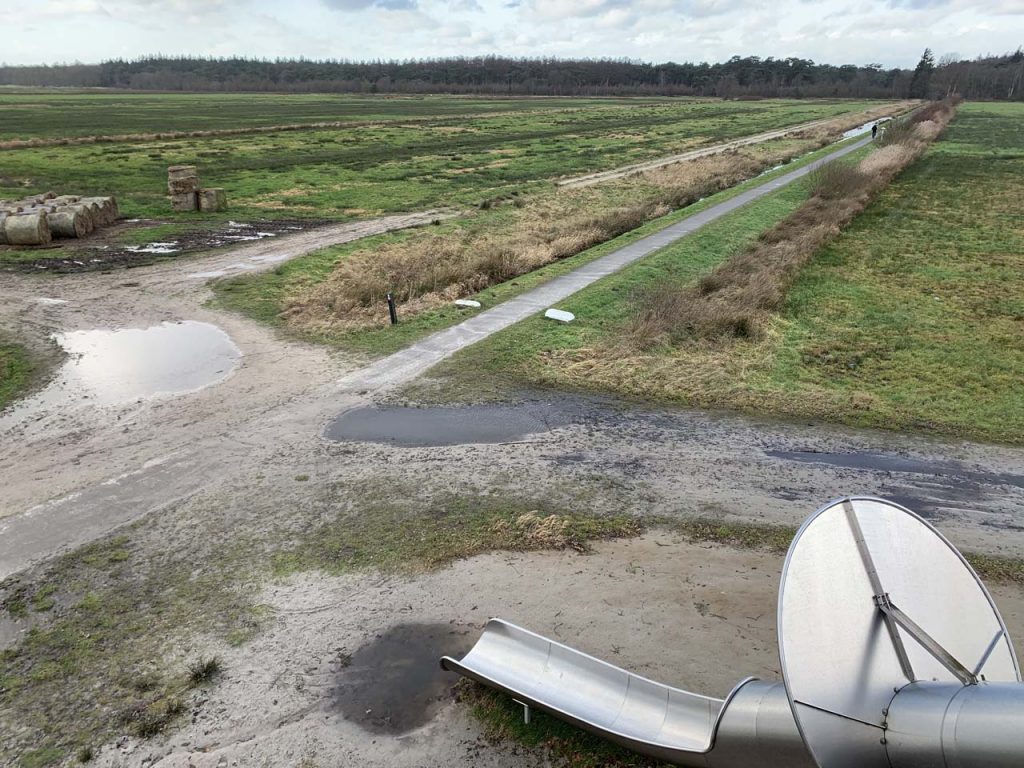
[2, 0, 1021, 68]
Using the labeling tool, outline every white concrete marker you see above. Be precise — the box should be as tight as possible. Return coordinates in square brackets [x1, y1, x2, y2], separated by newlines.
[455, 299, 482, 308]
[544, 308, 575, 323]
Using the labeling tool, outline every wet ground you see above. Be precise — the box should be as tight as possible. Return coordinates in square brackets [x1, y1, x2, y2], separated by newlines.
[2, 218, 334, 273]
[325, 396, 602, 446]
[0, 320, 240, 427]
[333, 623, 475, 734]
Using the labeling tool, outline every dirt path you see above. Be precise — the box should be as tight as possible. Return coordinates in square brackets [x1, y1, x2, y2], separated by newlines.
[2, 131, 1024, 581]
[557, 102, 915, 188]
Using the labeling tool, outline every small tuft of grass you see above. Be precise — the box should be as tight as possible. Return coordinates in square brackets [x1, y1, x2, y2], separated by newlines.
[76, 746, 94, 763]
[120, 696, 185, 739]
[461, 681, 669, 768]
[187, 656, 223, 687]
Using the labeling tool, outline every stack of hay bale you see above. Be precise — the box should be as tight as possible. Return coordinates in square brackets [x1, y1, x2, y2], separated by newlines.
[168, 165, 227, 212]
[0, 192, 119, 246]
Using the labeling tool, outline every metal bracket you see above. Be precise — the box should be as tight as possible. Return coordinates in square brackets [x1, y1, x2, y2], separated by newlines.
[512, 699, 532, 725]
[874, 594, 978, 686]
[843, 500, 916, 683]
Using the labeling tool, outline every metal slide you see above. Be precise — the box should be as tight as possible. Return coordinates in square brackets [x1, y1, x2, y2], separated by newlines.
[441, 497, 1024, 768]
[441, 619, 814, 767]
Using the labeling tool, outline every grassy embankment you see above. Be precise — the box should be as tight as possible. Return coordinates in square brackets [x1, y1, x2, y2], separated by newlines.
[419, 102, 1022, 444]
[0, 95, 894, 264]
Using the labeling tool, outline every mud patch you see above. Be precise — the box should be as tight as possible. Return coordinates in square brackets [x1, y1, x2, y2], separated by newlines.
[4, 218, 331, 273]
[325, 398, 594, 446]
[332, 622, 474, 734]
[0, 321, 240, 423]
[766, 450, 1024, 490]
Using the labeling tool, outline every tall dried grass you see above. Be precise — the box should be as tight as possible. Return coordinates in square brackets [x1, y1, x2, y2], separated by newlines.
[622, 99, 959, 351]
[285, 141, 816, 332]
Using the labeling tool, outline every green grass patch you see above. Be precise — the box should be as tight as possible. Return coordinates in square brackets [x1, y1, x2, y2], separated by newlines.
[0, 339, 36, 409]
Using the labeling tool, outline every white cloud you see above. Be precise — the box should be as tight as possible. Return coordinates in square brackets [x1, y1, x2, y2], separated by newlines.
[0, 0, 1021, 67]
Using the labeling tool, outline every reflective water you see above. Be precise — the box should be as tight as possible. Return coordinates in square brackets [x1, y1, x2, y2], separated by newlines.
[325, 399, 593, 446]
[1, 321, 240, 423]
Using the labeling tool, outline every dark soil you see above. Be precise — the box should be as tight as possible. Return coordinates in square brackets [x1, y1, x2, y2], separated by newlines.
[2, 217, 335, 274]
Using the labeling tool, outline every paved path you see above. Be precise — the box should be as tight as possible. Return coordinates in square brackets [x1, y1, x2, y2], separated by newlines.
[339, 135, 872, 395]
[0, 136, 872, 578]
[555, 104, 909, 188]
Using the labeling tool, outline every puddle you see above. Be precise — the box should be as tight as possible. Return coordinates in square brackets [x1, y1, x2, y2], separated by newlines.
[125, 241, 180, 255]
[333, 623, 474, 734]
[766, 449, 1024, 490]
[325, 398, 595, 446]
[1, 321, 240, 421]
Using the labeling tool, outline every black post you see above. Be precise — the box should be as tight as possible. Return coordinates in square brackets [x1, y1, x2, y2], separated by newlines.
[386, 292, 398, 325]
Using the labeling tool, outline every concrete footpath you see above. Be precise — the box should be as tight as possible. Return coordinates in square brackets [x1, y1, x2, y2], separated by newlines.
[338, 135, 872, 395]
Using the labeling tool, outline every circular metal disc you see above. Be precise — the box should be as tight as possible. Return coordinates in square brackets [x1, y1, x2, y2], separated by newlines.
[778, 496, 1020, 768]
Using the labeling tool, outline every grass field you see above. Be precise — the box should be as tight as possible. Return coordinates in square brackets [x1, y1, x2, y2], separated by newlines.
[420, 102, 1023, 444]
[0, 95, 888, 236]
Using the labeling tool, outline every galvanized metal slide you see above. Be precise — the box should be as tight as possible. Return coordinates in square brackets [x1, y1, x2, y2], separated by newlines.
[440, 618, 814, 768]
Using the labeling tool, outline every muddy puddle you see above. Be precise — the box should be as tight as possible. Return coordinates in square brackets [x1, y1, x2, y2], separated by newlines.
[767, 449, 1024, 518]
[0, 321, 240, 424]
[325, 397, 601, 446]
[6, 218, 328, 273]
[332, 622, 475, 734]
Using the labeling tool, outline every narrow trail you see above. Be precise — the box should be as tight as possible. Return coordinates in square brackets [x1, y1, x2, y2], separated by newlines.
[556, 102, 913, 188]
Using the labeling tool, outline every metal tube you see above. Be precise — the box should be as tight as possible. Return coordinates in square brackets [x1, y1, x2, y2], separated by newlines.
[885, 682, 1024, 768]
[708, 681, 816, 768]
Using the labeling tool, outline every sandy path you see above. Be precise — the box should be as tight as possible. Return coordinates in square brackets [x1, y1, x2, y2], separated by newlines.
[556, 102, 915, 188]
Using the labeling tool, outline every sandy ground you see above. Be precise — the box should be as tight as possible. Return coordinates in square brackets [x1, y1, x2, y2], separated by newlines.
[83, 533, 1024, 767]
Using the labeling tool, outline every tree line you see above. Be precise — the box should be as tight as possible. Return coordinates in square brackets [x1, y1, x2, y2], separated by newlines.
[0, 50, 1020, 100]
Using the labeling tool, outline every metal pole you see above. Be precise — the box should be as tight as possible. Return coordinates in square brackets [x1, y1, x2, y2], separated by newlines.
[386, 292, 398, 325]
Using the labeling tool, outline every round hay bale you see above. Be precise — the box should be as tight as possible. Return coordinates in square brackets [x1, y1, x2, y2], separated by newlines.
[49, 209, 90, 239]
[4, 212, 52, 245]
[66, 205, 98, 232]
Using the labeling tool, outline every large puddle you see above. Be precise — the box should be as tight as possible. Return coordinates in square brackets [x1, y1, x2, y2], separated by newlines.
[332, 623, 475, 734]
[1, 321, 240, 422]
[325, 398, 599, 446]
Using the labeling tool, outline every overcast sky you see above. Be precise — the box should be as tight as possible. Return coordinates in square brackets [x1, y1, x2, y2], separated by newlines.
[3, 0, 1021, 68]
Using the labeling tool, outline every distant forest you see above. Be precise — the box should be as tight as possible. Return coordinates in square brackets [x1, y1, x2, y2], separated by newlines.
[1, 50, 1022, 100]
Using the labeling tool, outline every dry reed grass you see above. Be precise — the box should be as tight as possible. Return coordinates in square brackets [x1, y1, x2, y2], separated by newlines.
[621, 99, 959, 351]
[284, 140, 818, 332]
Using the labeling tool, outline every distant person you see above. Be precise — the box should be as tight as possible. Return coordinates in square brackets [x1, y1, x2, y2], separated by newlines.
[872, 123, 879, 140]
